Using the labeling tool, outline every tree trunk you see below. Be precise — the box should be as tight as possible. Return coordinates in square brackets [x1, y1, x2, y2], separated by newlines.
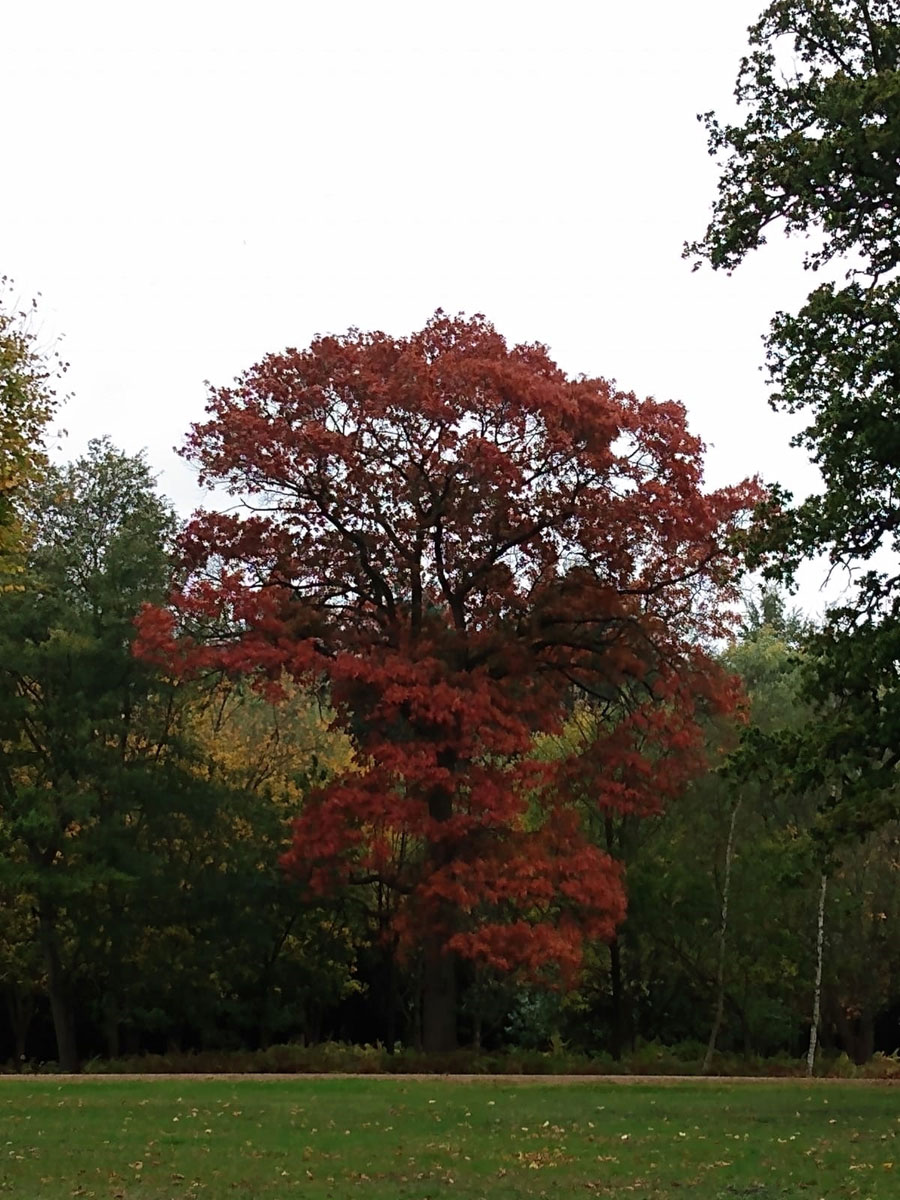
[807, 872, 827, 1077]
[422, 760, 458, 1053]
[703, 796, 741, 1074]
[422, 931, 457, 1052]
[103, 994, 121, 1059]
[384, 949, 396, 1052]
[851, 1012, 874, 1066]
[603, 815, 628, 1060]
[609, 936, 624, 1061]
[5, 986, 34, 1068]
[38, 910, 79, 1072]
[259, 1006, 271, 1052]
[833, 1003, 875, 1066]
[412, 959, 423, 1051]
[257, 962, 274, 1051]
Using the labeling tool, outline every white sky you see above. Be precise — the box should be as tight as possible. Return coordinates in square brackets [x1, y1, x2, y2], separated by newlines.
[3, 0, 841, 616]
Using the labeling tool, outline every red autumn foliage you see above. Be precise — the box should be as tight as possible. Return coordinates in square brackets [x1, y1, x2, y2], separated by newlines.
[136, 311, 760, 1047]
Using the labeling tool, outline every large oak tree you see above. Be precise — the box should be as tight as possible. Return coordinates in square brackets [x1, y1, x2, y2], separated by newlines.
[688, 0, 900, 835]
[138, 312, 758, 1050]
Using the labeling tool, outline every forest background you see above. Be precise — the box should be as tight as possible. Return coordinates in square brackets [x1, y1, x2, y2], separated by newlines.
[3, 0, 900, 1075]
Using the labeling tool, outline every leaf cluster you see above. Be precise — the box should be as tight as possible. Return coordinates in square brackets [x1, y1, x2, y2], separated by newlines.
[0, 279, 65, 579]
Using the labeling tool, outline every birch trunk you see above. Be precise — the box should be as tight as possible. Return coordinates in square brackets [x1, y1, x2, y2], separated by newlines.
[702, 796, 741, 1074]
[807, 872, 827, 1077]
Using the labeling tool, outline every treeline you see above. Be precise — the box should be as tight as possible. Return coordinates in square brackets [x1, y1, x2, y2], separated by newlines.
[2, 272, 899, 1072]
[1, 434, 896, 1071]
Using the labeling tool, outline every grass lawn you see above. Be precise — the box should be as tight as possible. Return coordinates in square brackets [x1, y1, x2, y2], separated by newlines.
[1, 1076, 898, 1199]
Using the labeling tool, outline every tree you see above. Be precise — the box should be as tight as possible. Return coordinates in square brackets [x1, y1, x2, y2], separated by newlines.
[532, 692, 720, 1060]
[176, 678, 359, 1050]
[615, 602, 826, 1062]
[0, 278, 64, 581]
[688, 0, 900, 832]
[819, 820, 900, 1064]
[0, 439, 178, 1069]
[137, 311, 758, 1051]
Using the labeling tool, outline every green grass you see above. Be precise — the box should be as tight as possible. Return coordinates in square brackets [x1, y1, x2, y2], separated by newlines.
[1, 1077, 898, 1198]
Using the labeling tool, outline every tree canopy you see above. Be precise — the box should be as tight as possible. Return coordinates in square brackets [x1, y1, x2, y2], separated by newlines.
[688, 0, 900, 831]
[137, 311, 758, 1050]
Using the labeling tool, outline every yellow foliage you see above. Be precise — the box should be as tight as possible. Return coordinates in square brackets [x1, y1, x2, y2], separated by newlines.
[0, 278, 64, 580]
[186, 675, 355, 811]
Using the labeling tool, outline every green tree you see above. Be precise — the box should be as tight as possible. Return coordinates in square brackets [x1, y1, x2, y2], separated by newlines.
[689, 0, 900, 834]
[0, 439, 178, 1069]
[621, 608, 827, 1060]
[820, 821, 900, 1063]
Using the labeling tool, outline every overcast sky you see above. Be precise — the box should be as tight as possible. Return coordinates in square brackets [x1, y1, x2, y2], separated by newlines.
[3, 0, 839, 614]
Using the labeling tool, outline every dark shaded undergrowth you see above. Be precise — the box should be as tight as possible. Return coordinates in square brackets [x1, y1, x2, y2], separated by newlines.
[8, 1040, 900, 1079]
